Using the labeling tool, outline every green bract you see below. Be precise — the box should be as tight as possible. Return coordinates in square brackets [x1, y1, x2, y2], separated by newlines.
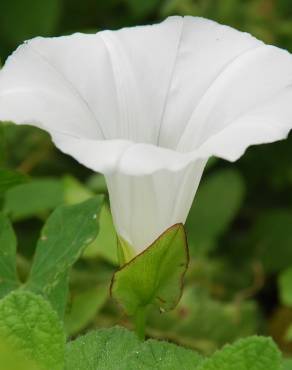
[111, 224, 189, 316]
[111, 224, 188, 339]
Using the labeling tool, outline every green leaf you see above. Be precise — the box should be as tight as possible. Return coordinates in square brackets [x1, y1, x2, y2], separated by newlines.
[4, 178, 63, 220]
[0, 0, 61, 45]
[83, 204, 118, 265]
[63, 175, 93, 205]
[0, 168, 27, 194]
[65, 327, 139, 370]
[111, 224, 188, 316]
[252, 210, 292, 273]
[198, 336, 281, 370]
[282, 359, 292, 370]
[64, 285, 108, 336]
[63, 175, 118, 265]
[127, 0, 159, 17]
[285, 325, 292, 342]
[0, 290, 65, 370]
[126, 339, 203, 370]
[47, 271, 69, 319]
[0, 338, 40, 370]
[86, 174, 107, 194]
[149, 287, 260, 350]
[279, 266, 292, 306]
[26, 196, 104, 316]
[0, 125, 6, 167]
[0, 214, 19, 298]
[65, 327, 202, 370]
[186, 169, 245, 255]
[161, 0, 202, 17]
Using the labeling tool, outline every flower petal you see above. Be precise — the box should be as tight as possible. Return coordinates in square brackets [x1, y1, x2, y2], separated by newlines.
[158, 16, 263, 149]
[99, 16, 184, 144]
[0, 37, 102, 138]
[50, 132, 193, 175]
[51, 132, 133, 174]
[0, 17, 185, 144]
[195, 87, 292, 161]
[178, 44, 292, 152]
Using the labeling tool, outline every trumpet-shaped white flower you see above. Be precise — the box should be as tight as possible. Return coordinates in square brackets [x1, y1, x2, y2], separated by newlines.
[1, 16, 292, 253]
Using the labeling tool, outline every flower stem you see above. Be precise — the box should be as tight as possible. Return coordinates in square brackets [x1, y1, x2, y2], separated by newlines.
[134, 307, 147, 341]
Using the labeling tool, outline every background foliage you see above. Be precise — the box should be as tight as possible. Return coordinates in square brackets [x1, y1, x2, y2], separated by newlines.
[1, 0, 292, 365]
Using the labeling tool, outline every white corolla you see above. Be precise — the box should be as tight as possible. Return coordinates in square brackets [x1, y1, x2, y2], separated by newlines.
[1, 16, 292, 254]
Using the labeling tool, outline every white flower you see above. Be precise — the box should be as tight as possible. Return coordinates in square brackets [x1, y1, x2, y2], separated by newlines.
[1, 16, 292, 254]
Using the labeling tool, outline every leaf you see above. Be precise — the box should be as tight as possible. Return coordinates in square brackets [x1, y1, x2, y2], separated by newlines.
[0, 125, 6, 167]
[0, 0, 61, 45]
[83, 204, 118, 265]
[26, 196, 104, 316]
[0, 338, 40, 370]
[126, 339, 203, 370]
[65, 327, 139, 370]
[47, 271, 69, 319]
[127, 0, 159, 17]
[149, 287, 260, 349]
[0, 168, 27, 194]
[197, 336, 281, 370]
[278, 266, 292, 307]
[111, 224, 188, 316]
[282, 359, 292, 370]
[285, 324, 292, 342]
[65, 327, 202, 370]
[86, 174, 107, 194]
[251, 209, 292, 273]
[4, 178, 63, 220]
[186, 169, 245, 255]
[0, 214, 19, 298]
[63, 175, 118, 265]
[63, 175, 93, 205]
[0, 290, 65, 370]
[64, 285, 108, 336]
[161, 0, 202, 17]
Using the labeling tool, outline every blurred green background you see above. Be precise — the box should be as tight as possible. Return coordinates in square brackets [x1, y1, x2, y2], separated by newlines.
[1, 0, 292, 359]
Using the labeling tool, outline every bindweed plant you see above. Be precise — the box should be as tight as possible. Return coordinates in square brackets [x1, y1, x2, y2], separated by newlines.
[0, 195, 287, 370]
[1, 12, 292, 370]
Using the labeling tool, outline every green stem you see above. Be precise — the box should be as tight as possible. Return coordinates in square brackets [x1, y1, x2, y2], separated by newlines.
[133, 307, 147, 341]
